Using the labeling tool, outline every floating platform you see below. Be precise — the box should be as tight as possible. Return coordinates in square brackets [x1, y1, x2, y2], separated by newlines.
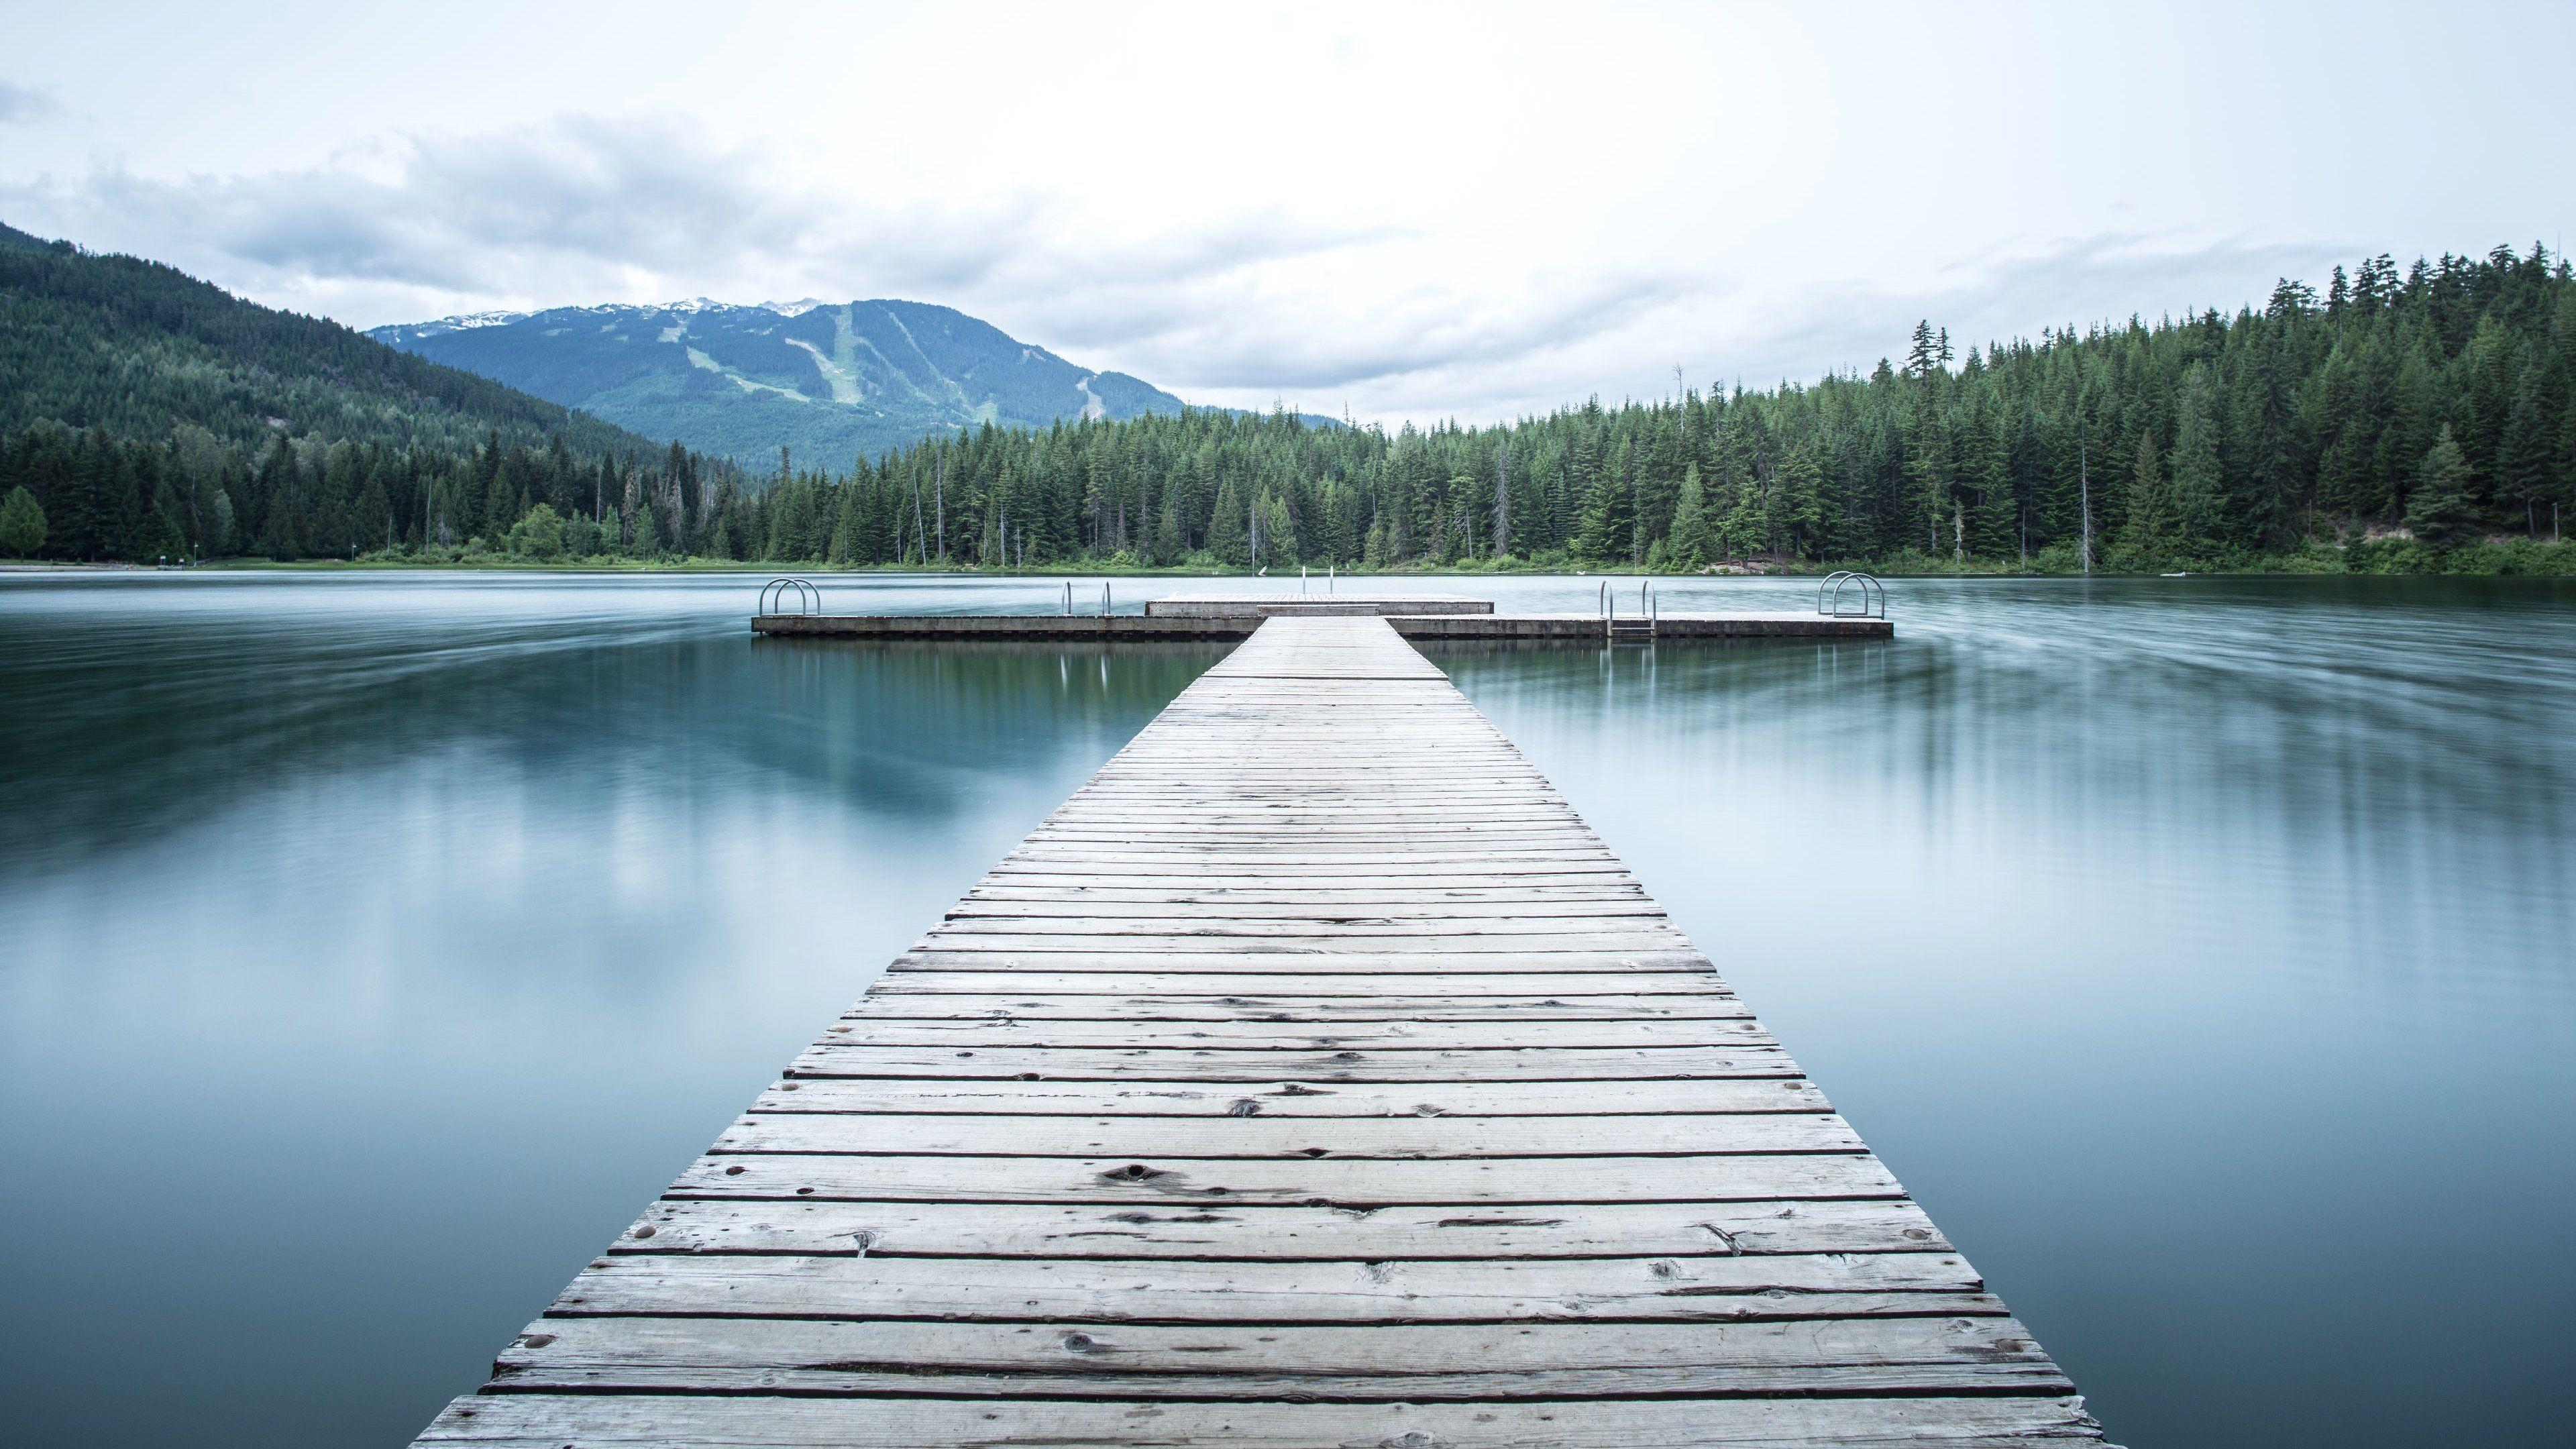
[754, 606, 1892, 641]
[414, 616, 2096, 1448]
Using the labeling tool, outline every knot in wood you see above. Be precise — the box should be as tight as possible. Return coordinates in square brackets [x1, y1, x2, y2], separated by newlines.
[1099, 1162, 1175, 1185]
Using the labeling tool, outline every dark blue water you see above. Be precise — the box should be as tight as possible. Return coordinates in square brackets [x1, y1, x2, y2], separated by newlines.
[2, 571, 2570, 1447]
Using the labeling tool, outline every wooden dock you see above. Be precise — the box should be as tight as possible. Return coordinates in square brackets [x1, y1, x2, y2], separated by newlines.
[415, 617, 2100, 1448]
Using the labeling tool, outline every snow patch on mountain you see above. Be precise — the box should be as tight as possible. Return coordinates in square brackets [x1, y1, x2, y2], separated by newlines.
[374, 308, 527, 339]
[786, 337, 863, 404]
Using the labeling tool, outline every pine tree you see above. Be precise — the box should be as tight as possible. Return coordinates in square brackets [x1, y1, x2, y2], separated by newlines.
[2121, 431, 2165, 562]
[1665, 463, 1711, 572]
[1258, 490, 1297, 566]
[1208, 478, 1248, 566]
[54, 435, 113, 559]
[2498, 363, 2563, 536]
[2167, 366, 2226, 553]
[1571, 460, 1625, 565]
[2404, 425, 2476, 547]
[1770, 441, 1827, 562]
[0, 485, 45, 557]
[481, 448, 517, 543]
[1901, 402, 1949, 557]
[1559, 434, 1600, 547]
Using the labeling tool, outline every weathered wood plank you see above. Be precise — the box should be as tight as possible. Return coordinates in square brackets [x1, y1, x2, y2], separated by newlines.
[544, 1251, 1990, 1322]
[945, 900, 1670, 920]
[983, 863, 1638, 879]
[611, 1197, 1943, 1258]
[803, 1019, 1775, 1050]
[838, 992, 1756, 1022]
[892, 946, 1716, 968]
[918, 924, 1693, 947]
[710, 1111, 1862, 1158]
[748, 1077, 1833, 1117]
[492, 1315, 2068, 1398]
[786, 1043, 1807, 1082]
[663, 1151, 1898, 1205]
[419, 1393, 2107, 1446]
[973, 881, 1646, 899]
[490, 1360, 2080, 1401]
[864, 971, 1735, 996]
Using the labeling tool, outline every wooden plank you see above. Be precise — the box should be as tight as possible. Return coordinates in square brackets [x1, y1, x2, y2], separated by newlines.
[884, 949, 1722, 972]
[492, 1315, 2069, 1397]
[408, 616, 2098, 1448]
[488, 1360, 2076, 1403]
[663, 1151, 1898, 1204]
[786, 1044, 1807, 1081]
[611, 1197, 1944, 1258]
[800, 1019, 1774, 1050]
[543, 1252, 1990, 1322]
[983, 862, 1637, 877]
[748, 1077, 1834, 1117]
[934, 916, 1681, 936]
[975, 881, 1645, 896]
[710, 1111, 1862, 1157]
[418, 1394, 2106, 1447]
[900, 943, 1707, 964]
[838, 993, 1755, 1021]
[863, 971, 1735, 996]
[939, 894, 1658, 912]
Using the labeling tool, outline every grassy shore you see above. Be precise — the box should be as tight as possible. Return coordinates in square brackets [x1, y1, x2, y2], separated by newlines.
[175, 537, 2576, 578]
[22, 534, 2573, 579]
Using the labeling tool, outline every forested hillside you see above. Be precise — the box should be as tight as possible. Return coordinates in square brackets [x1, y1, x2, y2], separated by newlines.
[0, 224, 729, 560]
[3, 235, 2569, 572]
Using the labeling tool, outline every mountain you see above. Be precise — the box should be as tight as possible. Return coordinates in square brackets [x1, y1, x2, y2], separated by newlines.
[370, 299, 1195, 466]
[0, 222, 661, 464]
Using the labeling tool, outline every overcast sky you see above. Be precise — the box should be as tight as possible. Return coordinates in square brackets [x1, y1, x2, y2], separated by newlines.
[5, 0, 2571, 425]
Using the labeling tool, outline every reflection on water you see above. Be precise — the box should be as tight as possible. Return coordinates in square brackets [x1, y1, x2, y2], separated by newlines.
[2, 570, 2572, 1448]
[0, 572, 1226, 1448]
[1434, 576, 2576, 1449]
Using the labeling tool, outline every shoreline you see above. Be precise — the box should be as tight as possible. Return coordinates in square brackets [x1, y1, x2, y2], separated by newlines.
[9, 552, 2572, 581]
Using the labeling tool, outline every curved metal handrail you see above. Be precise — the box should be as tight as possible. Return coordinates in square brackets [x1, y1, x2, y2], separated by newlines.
[1823, 571, 1885, 619]
[1815, 571, 1854, 613]
[758, 577, 822, 616]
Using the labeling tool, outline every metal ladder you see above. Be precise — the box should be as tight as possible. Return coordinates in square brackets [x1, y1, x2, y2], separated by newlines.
[1601, 580, 1656, 642]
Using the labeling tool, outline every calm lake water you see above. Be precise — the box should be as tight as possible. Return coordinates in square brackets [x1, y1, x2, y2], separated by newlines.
[3, 570, 2571, 1448]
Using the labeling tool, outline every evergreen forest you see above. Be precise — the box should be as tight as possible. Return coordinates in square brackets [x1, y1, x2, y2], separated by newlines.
[5, 222, 2571, 575]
